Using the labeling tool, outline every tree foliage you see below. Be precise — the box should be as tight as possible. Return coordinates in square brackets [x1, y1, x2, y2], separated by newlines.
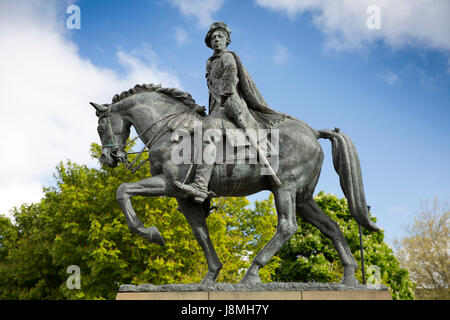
[273, 192, 415, 300]
[395, 198, 449, 300]
[0, 144, 414, 299]
[0, 143, 278, 299]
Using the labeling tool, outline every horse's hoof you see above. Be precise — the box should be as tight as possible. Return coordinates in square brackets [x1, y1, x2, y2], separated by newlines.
[201, 267, 222, 284]
[340, 273, 360, 285]
[137, 226, 165, 246]
[340, 266, 359, 285]
[201, 277, 215, 285]
[150, 226, 165, 246]
[240, 273, 262, 284]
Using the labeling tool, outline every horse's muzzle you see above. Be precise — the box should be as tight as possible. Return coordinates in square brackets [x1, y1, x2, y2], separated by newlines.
[113, 149, 129, 165]
[100, 148, 118, 168]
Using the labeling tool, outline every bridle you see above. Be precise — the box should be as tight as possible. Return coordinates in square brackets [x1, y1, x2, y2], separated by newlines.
[99, 109, 191, 172]
[99, 113, 128, 157]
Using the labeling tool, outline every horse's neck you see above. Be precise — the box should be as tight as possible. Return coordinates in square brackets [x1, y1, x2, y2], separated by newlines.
[122, 93, 187, 144]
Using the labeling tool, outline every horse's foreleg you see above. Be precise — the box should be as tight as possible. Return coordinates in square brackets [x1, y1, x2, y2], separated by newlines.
[116, 175, 168, 246]
[177, 199, 222, 284]
[297, 197, 359, 285]
[241, 188, 298, 284]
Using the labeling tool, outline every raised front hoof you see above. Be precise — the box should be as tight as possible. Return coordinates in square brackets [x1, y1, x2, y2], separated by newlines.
[137, 226, 165, 246]
[240, 273, 262, 284]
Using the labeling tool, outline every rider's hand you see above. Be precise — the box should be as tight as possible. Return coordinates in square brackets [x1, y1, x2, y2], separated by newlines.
[221, 94, 232, 104]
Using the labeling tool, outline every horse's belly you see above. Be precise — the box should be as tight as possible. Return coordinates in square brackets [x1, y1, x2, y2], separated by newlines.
[209, 163, 270, 196]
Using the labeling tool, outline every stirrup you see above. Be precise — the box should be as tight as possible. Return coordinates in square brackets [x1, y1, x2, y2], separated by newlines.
[194, 191, 216, 204]
[174, 181, 209, 204]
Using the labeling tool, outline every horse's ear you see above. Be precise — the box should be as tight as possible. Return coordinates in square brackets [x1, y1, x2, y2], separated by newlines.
[90, 102, 108, 113]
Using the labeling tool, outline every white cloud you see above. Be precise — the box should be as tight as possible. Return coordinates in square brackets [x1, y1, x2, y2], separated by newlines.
[254, 0, 450, 52]
[174, 27, 190, 46]
[116, 48, 181, 87]
[378, 71, 401, 86]
[274, 44, 289, 66]
[0, 1, 181, 218]
[254, 0, 319, 19]
[168, 0, 225, 28]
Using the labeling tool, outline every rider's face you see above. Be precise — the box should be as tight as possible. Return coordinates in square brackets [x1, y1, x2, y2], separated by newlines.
[210, 30, 227, 53]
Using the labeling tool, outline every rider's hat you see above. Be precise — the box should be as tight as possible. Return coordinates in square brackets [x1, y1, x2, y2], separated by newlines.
[204, 22, 231, 49]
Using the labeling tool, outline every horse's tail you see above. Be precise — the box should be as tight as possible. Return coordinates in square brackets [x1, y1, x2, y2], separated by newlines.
[318, 129, 380, 232]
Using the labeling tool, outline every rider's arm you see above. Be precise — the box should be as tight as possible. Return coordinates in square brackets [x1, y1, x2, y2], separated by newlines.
[221, 52, 238, 98]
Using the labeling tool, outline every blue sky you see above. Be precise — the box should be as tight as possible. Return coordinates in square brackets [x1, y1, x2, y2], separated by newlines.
[0, 0, 449, 246]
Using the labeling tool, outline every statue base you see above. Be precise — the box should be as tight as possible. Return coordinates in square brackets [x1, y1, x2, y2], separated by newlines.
[116, 282, 392, 300]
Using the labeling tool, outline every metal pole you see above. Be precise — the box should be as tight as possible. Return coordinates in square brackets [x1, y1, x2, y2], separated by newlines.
[358, 224, 366, 285]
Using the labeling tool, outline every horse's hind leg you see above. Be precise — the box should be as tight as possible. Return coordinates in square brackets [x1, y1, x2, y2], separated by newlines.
[297, 197, 359, 285]
[177, 198, 223, 284]
[241, 188, 298, 284]
[116, 175, 168, 246]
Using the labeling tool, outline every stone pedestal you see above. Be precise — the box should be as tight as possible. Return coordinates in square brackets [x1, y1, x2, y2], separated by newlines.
[116, 282, 392, 300]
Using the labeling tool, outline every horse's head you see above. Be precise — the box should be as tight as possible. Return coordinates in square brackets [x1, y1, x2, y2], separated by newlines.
[90, 102, 130, 168]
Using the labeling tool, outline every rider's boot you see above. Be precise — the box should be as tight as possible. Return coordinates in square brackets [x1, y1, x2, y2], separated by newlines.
[175, 122, 218, 203]
[174, 163, 214, 203]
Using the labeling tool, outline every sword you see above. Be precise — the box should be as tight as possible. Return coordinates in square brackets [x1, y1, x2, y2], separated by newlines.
[245, 128, 282, 187]
[223, 96, 282, 187]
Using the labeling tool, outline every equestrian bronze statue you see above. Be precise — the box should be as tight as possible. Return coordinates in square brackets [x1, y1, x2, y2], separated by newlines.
[90, 22, 379, 285]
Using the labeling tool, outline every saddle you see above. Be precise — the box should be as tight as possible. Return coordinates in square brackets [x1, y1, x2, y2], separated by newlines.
[168, 109, 277, 164]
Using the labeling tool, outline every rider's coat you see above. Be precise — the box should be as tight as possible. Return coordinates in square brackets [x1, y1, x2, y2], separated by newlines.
[205, 50, 259, 131]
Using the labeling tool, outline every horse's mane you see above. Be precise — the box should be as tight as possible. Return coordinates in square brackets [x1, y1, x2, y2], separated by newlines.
[112, 83, 201, 109]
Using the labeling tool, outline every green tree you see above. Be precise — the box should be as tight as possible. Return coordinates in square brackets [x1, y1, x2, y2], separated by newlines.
[0, 144, 414, 300]
[395, 198, 449, 300]
[272, 192, 415, 300]
[0, 143, 278, 299]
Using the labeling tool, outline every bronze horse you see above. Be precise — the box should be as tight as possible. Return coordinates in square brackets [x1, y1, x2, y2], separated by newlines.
[91, 84, 379, 285]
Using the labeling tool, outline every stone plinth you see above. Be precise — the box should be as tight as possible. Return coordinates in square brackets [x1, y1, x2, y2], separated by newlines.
[116, 282, 392, 300]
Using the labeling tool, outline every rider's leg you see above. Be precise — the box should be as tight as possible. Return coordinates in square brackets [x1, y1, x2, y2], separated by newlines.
[174, 121, 220, 203]
[175, 163, 214, 203]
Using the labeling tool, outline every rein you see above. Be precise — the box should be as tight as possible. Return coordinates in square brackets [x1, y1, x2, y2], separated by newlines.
[100, 109, 191, 173]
